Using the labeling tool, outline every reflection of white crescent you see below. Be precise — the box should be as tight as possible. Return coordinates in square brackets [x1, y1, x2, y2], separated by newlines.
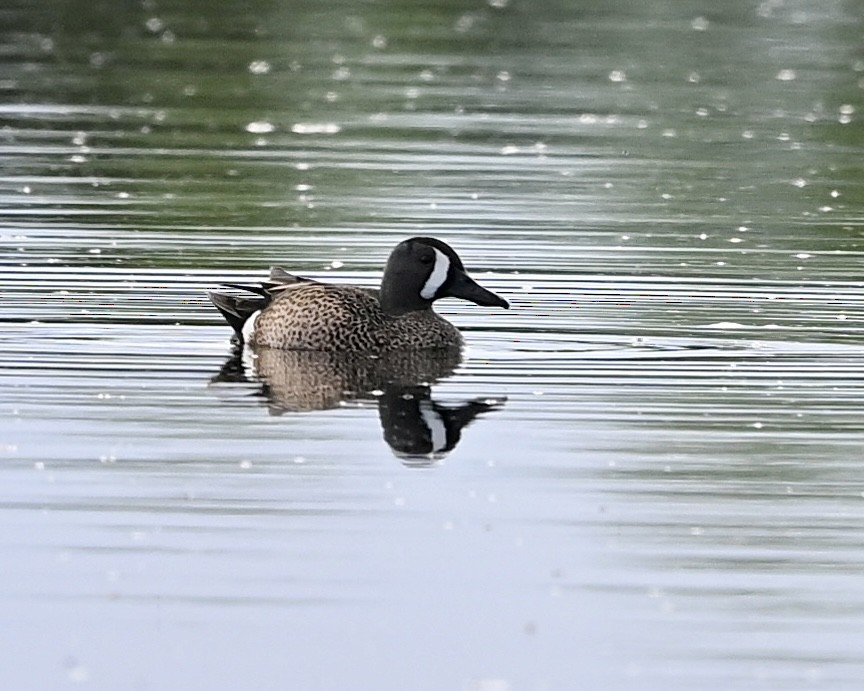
[420, 401, 447, 452]
[420, 248, 450, 300]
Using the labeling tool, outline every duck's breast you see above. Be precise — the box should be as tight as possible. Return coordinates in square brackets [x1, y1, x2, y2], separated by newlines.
[384, 310, 464, 349]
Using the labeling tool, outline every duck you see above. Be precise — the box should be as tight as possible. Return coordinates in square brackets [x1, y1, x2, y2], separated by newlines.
[208, 236, 509, 351]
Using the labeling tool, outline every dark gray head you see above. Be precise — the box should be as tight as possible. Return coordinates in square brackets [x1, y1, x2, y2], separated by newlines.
[379, 237, 509, 316]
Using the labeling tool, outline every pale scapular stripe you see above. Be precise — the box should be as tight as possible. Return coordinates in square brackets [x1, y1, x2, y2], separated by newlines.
[420, 249, 450, 300]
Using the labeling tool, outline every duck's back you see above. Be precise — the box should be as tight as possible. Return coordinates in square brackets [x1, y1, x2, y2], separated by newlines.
[249, 282, 463, 351]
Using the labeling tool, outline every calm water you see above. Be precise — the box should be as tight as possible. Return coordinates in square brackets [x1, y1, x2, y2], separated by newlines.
[2, 0, 864, 689]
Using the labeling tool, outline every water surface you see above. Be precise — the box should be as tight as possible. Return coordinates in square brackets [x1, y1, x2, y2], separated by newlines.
[2, 1, 864, 689]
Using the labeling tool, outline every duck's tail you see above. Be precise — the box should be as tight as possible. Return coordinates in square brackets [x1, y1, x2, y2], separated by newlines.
[207, 290, 268, 343]
[208, 267, 312, 343]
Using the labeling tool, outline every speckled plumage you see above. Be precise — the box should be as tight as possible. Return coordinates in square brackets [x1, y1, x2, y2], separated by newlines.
[251, 282, 464, 350]
[208, 237, 509, 352]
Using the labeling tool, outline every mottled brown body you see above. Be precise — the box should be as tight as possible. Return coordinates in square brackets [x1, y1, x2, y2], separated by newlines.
[249, 282, 464, 351]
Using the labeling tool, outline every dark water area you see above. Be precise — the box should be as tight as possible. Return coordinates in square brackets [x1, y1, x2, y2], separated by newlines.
[2, 1, 864, 689]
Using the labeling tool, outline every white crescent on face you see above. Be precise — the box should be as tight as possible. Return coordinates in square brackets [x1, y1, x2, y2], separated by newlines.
[420, 248, 451, 300]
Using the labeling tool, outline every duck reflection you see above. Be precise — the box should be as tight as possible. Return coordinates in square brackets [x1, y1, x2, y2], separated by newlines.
[212, 347, 505, 465]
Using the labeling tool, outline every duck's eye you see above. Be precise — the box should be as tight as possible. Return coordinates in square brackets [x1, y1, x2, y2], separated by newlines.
[419, 253, 434, 264]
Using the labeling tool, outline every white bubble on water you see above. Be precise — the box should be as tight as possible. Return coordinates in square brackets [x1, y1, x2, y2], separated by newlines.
[245, 120, 275, 134]
[248, 60, 271, 75]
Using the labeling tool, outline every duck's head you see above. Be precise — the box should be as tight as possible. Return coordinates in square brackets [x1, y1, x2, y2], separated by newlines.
[380, 236, 510, 316]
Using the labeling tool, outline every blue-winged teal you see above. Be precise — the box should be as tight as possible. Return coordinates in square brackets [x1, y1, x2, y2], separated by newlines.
[208, 237, 509, 351]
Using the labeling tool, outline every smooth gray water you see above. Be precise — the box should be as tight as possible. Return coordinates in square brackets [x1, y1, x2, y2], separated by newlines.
[2, 1, 864, 689]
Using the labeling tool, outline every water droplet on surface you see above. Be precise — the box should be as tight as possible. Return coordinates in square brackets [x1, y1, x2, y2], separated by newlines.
[331, 66, 351, 81]
[245, 121, 275, 134]
[248, 60, 271, 75]
[454, 13, 475, 32]
[145, 17, 164, 33]
[291, 123, 341, 134]
[65, 658, 89, 684]
[465, 680, 510, 691]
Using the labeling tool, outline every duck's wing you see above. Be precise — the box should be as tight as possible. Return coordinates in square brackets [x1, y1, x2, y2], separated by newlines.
[216, 267, 315, 299]
[269, 268, 384, 302]
[255, 266, 318, 296]
[268, 266, 315, 285]
[209, 268, 318, 342]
